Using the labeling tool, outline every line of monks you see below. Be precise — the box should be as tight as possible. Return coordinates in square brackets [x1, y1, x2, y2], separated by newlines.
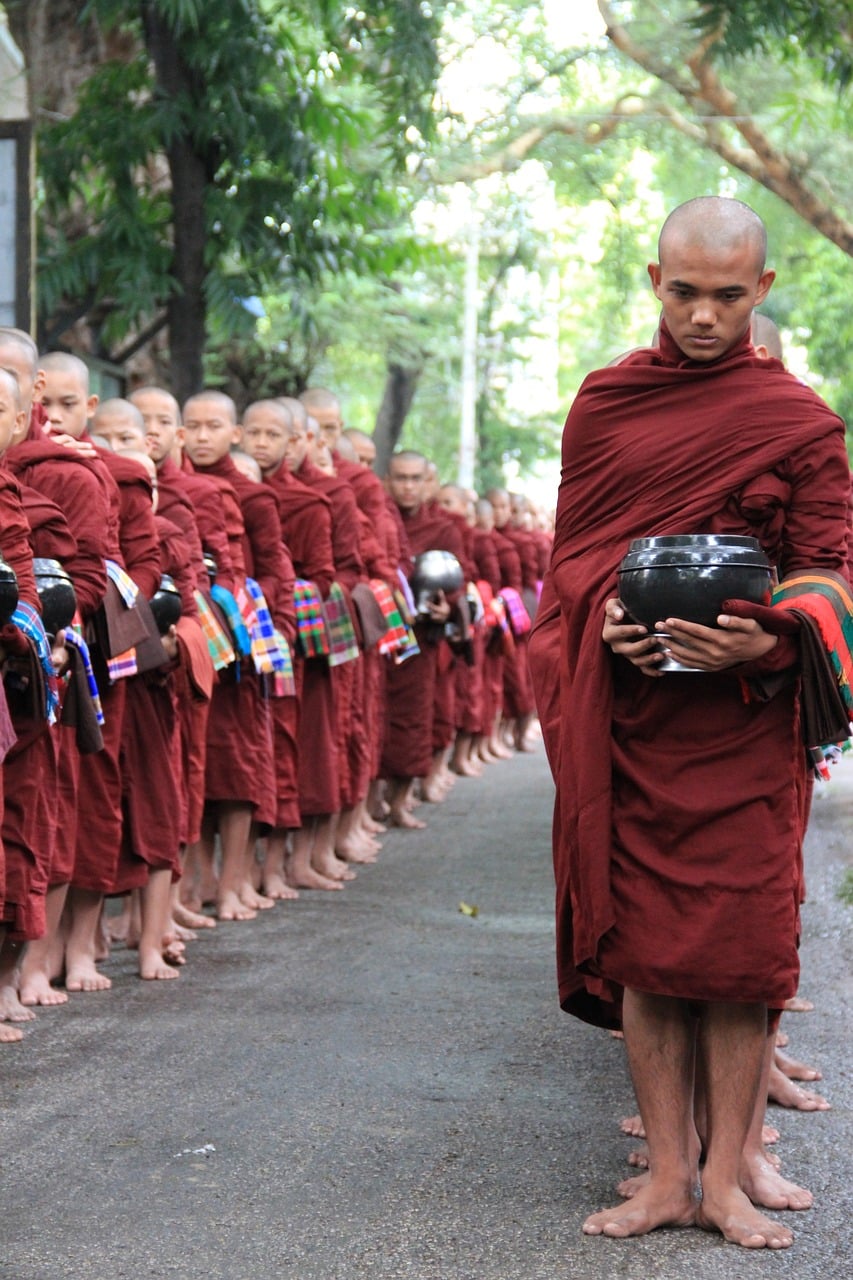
[0, 326, 553, 1042]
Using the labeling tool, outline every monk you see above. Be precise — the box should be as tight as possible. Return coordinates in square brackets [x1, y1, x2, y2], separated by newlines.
[437, 483, 484, 779]
[39, 353, 161, 993]
[183, 390, 292, 921]
[487, 487, 537, 751]
[0, 331, 110, 1006]
[530, 196, 849, 1249]
[241, 398, 337, 893]
[471, 498, 508, 763]
[381, 451, 466, 828]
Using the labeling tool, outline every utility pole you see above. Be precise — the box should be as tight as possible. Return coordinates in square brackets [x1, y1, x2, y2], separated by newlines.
[0, 10, 33, 331]
[458, 215, 479, 489]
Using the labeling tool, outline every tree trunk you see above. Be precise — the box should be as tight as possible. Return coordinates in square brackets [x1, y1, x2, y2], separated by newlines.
[141, 2, 208, 403]
[373, 361, 423, 474]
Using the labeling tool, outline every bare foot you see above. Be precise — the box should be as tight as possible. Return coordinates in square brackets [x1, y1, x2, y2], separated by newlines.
[627, 1144, 649, 1170]
[261, 871, 299, 901]
[363, 816, 387, 835]
[19, 974, 69, 1007]
[312, 853, 356, 882]
[763, 1124, 780, 1146]
[619, 1113, 646, 1139]
[0, 985, 37, 1023]
[389, 808, 426, 830]
[65, 963, 112, 992]
[239, 886, 276, 911]
[616, 1171, 648, 1199]
[216, 890, 258, 921]
[783, 995, 814, 1013]
[0, 1022, 24, 1043]
[582, 1178, 696, 1237]
[775, 1048, 822, 1081]
[741, 1150, 813, 1211]
[287, 865, 343, 891]
[775, 1029, 789, 1047]
[697, 1185, 794, 1249]
[172, 901, 217, 930]
[139, 947, 181, 981]
[768, 1064, 830, 1110]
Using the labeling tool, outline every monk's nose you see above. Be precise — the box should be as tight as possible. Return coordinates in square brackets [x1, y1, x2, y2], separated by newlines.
[690, 299, 717, 326]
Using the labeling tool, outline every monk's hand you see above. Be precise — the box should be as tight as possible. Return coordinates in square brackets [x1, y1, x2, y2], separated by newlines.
[602, 598, 665, 678]
[45, 430, 97, 457]
[160, 624, 179, 661]
[659, 613, 778, 671]
[51, 629, 70, 676]
[426, 589, 451, 624]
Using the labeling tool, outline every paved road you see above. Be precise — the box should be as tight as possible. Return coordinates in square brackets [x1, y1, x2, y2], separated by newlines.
[1, 744, 850, 1280]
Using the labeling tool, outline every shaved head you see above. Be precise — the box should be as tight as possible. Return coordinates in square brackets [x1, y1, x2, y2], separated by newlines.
[659, 197, 767, 274]
[751, 312, 784, 360]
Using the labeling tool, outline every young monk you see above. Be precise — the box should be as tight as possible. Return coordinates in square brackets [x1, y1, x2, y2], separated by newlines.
[530, 197, 848, 1249]
[183, 391, 293, 921]
[0, 331, 110, 1007]
[241, 399, 337, 893]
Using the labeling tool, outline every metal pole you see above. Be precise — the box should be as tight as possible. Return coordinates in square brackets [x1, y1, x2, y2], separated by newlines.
[458, 216, 479, 489]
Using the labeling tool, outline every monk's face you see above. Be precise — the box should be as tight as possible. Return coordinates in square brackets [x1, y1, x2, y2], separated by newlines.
[350, 436, 376, 467]
[284, 423, 311, 471]
[94, 410, 146, 453]
[132, 389, 182, 464]
[649, 237, 774, 363]
[0, 374, 26, 454]
[438, 488, 467, 518]
[489, 492, 511, 529]
[241, 405, 289, 475]
[0, 340, 41, 415]
[308, 402, 342, 452]
[387, 459, 426, 514]
[183, 398, 239, 466]
[39, 368, 97, 440]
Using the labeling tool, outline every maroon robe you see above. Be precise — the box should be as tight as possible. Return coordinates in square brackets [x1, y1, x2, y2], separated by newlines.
[534, 323, 849, 1027]
[381, 502, 466, 780]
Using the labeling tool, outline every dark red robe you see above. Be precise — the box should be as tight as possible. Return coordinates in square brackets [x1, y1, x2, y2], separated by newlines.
[533, 323, 849, 1027]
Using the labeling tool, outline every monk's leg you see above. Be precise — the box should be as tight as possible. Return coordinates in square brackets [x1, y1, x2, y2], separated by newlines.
[450, 732, 482, 777]
[238, 826, 275, 911]
[335, 805, 379, 864]
[64, 887, 111, 991]
[583, 989, 698, 1238]
[696, 1001, 793, 1248]
[138, 868, 180, 980]
[388, 778, 425, 829]
[0, 934, 35, 1027]
[741, 1027, 812, 1210]
[261, 829, 299, 899]
[19, 883, 71, 1006]
[311, 813, 355, 882]
[0, 926, 23, 1043]
[215, 803, 257, 920]
[289, 817, 341, 890]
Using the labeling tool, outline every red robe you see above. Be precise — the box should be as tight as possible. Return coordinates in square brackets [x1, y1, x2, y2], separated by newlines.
[381, 503, 466, 779]
[265, 462, 334, 825]
[533, 323, 849, 1027]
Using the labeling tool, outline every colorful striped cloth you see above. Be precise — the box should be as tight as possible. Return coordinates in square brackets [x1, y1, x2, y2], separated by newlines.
[66, 623, 105, 725]
[370, 579, 409, 654]
[104, 559, 140, 680]
[396, 568, 417, 624]
[210, 583, 252, 658]
[10, 602, 60, 724]
[239, 577, 296, 696]
[323, 582, 360, 667]
[772, 570, 853, 714]
[498, 587, 531, 637]
[193, 590, 236, 671]
[293, 579, 330, 657]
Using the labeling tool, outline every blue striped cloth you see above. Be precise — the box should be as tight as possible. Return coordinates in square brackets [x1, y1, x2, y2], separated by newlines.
[10, 602, 60, 724]
[66, 626, 105, 725]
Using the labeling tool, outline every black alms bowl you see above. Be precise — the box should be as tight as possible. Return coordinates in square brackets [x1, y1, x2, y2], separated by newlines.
[410, 550, 465, 616]
[150, 574, 183, 636]
[617, 534, 772, 631]
[33, 558, 75, 636]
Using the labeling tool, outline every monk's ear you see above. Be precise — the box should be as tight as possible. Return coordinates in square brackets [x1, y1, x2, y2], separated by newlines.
[647, 263, 663, 298]
[232, 423, 243, 446]
[33, 368, 46, 397]
[175, 424, 185, 448]
[87, 393, 99, 418]
[755, 268, 775, 306]
[754, 343, 770, 360]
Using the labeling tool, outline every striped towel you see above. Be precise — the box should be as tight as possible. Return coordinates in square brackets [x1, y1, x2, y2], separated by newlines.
[772, 570, 853, 713]
[370, 579, 410, 654]
[498, 587, 531, 636]
[105, 558, 139, 607]
[323, 582, 360, 667]
[396, 568, 417, 624]
[293, 579, 330, 657]
[10, 602, 60, 724]
[211, 583, 252, 658]
[65, 623, 105, 725]
[193, 590, 236, 671]
[239, 577, 296, 696]
[104, 560, 140, 679]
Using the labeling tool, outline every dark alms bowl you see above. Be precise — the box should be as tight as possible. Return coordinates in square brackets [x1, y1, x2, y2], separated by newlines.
[150, 574, 183, 636]
[410, 550, 464, 616]
[33, 558, 77, 636]
[617, 534, 772, 631]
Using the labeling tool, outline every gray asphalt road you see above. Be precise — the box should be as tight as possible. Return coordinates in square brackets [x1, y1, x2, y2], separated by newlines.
[1, 743, 850, 1280]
